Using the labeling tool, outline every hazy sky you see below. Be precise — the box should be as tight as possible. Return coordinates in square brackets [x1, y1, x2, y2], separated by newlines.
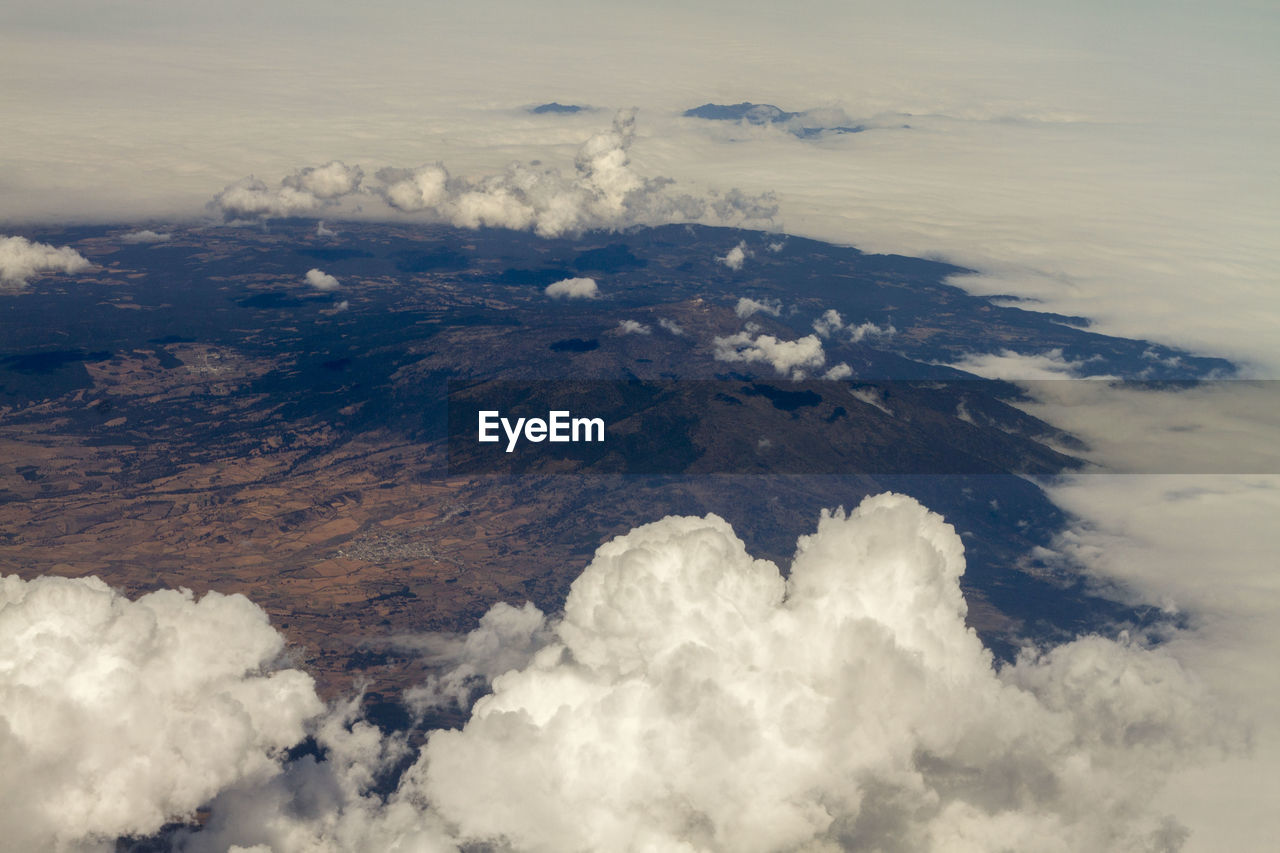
[3, 1, 1276, 370]
[3, 2, 1279, 850]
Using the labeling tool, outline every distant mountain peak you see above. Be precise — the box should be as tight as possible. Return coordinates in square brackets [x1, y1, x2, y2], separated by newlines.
[531, 102, 587, 114]
[683, 102, 796, 124]
[683, 102, 866, 137]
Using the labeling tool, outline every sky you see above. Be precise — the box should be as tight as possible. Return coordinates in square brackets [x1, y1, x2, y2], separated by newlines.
[2, 1, 1279, 850]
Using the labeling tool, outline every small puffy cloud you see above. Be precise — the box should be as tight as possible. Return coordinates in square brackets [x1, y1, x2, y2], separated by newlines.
[848, 319, 896, 343]
[333, 299, 349, 312]
[212, 161, 363, 220]
[380, 163, 450, 213]
[717, 240, 749, 270]
[0, 574, 322, 850]
[734, 296, 781, 318]
[658, 317, 685, 336]
[713, 330, 826, 379]
[305, 268, 340, 291]
[120, 229, 170, 244]
[211, 177, 325, 219]
[812, 308, 844, 338]
[282, 161, 364, 199]
[617, 319, 651, 335]
[823, 362, 853, 380]
[812, 309, 894, 343]
[0, 235, 91, 289]
[545, 276, 599, 299]
[316, 221, 337, 237]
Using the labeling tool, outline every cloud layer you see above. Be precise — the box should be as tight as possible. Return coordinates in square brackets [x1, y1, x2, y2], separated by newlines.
[3, 2, 1275, 372]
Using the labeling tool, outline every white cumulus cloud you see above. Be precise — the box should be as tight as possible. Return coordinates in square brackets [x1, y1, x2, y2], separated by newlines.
[73, 496, 1232, 853]
[847, 320, 896, 343]
[211, 161, 364, 220]
[812, 307, 844, 338]
[380, 163, 450, 214]
[416, 498, 1226, 853]
[713, 330, 826, 379]
[275, 495, 1219, 853]
[718, 240, 749, 270]
[282, 161, 364, 199]
[376, 112, 668, 237]
[211, 177, 326, 219]
[398, 601, 556, 714]
[734, 296, 782, 318]
[305, 268, 340, 291]
[0, 235, 91, 289]
[0, 574, 322, 851]
[617, 319, 651, 335]
[810, 309, 894, 344]
[205, 113, 775, 237]
[365, 111, 775, 238]
[544, 276, 598, 299]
